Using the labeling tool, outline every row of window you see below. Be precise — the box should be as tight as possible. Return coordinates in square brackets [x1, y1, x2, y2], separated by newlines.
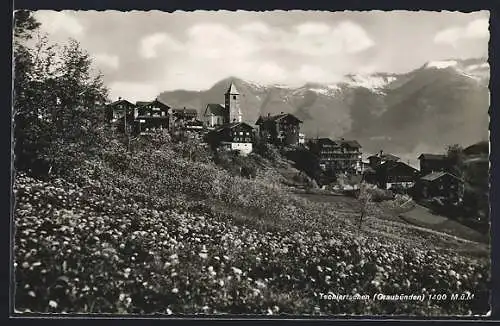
[138, 111, 167, 117]
[321, 153, 361, 160]
[231, 131, 251, 136]
[142, 126, 164, 131]
[233, 137, 252, 142]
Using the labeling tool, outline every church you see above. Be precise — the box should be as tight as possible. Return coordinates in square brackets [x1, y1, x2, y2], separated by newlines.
[203, 82, 255, 155]
[203, 82, 243, 128]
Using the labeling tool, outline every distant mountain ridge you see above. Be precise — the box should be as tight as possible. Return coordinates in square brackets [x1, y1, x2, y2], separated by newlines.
[158, 57, 489, 162]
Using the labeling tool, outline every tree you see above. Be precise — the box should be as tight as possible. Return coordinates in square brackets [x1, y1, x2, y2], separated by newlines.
[447, 144, 465, 179]
[13, 10, 46, 173]
[13, 10, 40, 45]
[357, 181, 373, 231]
[13, 12, 109, 177]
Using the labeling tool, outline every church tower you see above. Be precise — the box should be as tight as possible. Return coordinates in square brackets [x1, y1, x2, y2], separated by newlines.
[225, 82, 242, 123]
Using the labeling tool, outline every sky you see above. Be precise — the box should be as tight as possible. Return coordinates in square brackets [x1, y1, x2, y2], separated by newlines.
[31, 10, 489, 102]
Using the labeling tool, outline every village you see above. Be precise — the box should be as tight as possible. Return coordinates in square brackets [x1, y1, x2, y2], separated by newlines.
[105, 81, 482, 210]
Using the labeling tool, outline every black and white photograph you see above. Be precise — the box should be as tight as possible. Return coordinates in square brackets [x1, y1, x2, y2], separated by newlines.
[12, 8, 491, 317]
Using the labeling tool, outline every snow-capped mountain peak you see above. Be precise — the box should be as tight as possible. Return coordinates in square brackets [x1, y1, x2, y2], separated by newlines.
[340, 73, 398, 92]
[420, 58, 489, 85]
[424, 60, 458, 69]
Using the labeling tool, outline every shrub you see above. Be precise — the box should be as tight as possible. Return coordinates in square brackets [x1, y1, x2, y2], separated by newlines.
[367, 187, 394, 202]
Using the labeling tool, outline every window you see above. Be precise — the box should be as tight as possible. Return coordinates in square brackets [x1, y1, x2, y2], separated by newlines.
[239, 131, 243, 135]
[233, 95, 237, 100]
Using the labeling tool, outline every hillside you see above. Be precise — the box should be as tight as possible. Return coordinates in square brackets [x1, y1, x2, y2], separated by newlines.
[158, 58, 489, 161]
[14, 135, 490, 315]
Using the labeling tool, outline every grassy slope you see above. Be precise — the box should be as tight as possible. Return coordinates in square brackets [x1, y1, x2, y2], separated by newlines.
[14, 138, 490, 315]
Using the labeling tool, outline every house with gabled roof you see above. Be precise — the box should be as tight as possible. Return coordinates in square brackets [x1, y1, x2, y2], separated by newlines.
[172, 107, 198, 120]
[418, 171, 464, 201]
[368, 160, 419, 191]
[206, 121, 255, 156]
[463, 141, 489, 157]
[132, 98, 171, 134]
[105, 97, 136, 124]
[171, 107, 199, 129]
[306, 137, 363, 176]
[368, 150, 400, 168]
[418, 153, 451, 175]
[255, 112, 303, 146]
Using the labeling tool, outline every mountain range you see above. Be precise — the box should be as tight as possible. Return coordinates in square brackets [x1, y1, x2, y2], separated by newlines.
[158, 57, 489, 165]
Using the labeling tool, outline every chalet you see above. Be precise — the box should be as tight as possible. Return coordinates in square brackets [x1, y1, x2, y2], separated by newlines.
[207, 122, 255, 156]
[255, 112, 303, 146]
[132, 99, 171, 134]
[365, 161, 419, 191]
[418, 153, 450, 175]
[339, 139, 363, 173]
[105, 98, 135, 123]
[307, 138, 338, 175]
[171, 107, 199, 130]
[419, 171, 464, 201]
[172, 107, 198, 121]
[368, 151, 400, 168]
[203, 82, 243, 128]
[306, 137, 363, 176]
[463, 141, 489, 157]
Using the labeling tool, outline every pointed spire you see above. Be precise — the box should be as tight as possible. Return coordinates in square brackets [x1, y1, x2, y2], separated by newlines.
[226, 81, 239, 95]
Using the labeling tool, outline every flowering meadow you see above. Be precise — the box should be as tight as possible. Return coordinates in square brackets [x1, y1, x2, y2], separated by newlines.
[13, 138, 490, 316]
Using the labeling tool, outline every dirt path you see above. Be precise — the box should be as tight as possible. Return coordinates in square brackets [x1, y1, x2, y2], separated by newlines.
[400, 204, 488, 244]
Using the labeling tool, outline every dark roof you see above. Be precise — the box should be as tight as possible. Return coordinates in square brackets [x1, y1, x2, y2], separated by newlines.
[421, 171, 463, 182]
[309, 138, 338, 147]
[367, 153, 400, 161]
[382, 153, 400, 161]
[387, 161, 418, 172]
[363, 167, 377, 174]
[213, 122, 254, 133]
[204, 104, 227, 116]
[339, 139, 361, 149]
[418, 153, 448, 160]
[136, 99, 170, 109]
[464, 141, 489, 155]
[172, 108, 197, 114]
[107, 99, 135, 107]
[255, 113, 303, 125]
[376, 161, 419, 175]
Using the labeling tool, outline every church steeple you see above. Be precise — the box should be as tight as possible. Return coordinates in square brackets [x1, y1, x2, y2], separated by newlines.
[226, 82, 239, 96]
[224, 81, 242, 123]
